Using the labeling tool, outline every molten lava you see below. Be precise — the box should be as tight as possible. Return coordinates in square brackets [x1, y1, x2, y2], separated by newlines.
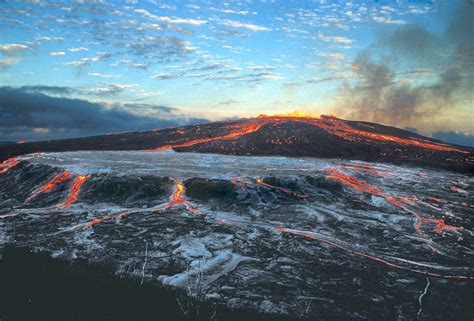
[255, 178, 308, 199]
[73, 211, 129, 230]
[324, 168, 464, 253]
[0, 157, 19, 174]
[150, 122, 268, 152]
[162, 179, 200, 214]
[57, 175, 90, 208]
[27, 171, 73, 201]
[276, 227, 473, 280]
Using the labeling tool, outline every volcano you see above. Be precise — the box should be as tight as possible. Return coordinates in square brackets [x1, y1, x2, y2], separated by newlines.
[0, 115, 473, 321]
[0, 115, 472, 173]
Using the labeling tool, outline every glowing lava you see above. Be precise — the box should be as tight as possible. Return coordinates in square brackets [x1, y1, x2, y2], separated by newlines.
[27, 171, 73, 201]
[57, 175, 90, 208]
[255, 178, 308, 199]
[150, 122, 268, 152]
[0, 157, 20, 174]
[162, 179, 201, 214]
[324, 168, 464, 253]
[73, 211, 129, 230]
[276, 227, 473, 280]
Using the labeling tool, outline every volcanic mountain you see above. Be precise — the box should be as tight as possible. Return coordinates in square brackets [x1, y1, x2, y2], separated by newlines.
[1, 114, 472, 173]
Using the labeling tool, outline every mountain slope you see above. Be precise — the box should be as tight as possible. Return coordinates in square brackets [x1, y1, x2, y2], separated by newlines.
[1, 115, 472, 173]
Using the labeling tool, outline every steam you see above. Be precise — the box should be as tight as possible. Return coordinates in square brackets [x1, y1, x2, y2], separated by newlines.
[336, 2, 473, 130]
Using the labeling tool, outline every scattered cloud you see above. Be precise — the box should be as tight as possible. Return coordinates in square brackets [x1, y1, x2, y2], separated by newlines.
[218, 19, 271, 31]
[49, 51, 66, 56]
[317, 32, 352, 44]
[0, 43, 29, 68]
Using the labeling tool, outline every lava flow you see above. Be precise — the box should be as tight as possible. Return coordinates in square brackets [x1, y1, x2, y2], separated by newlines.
[324, 168, 464, 252]
[255, 178, 308, 199]
[258, 114, 469, 154]
[73, 211, 129, 230]
[162, 179, 201, 214]
[0, 157, 20, 174]
[150, 122, 269, 152]
[27, 171, 73, 201]
[276, 227, 473, 280]
[57, 175, 90, 208]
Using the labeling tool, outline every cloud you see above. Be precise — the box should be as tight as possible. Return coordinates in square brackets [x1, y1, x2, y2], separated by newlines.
[218, 19, 271, 31]
[134, 9, 207, 25]
[317, 32, 352, 44]
[431, 131, 474, 148]
[68, 47, 89, 52]
[88, 82, 138, 96]
[158, 16, 207, 26]
[372, 16, 407, 25]
[49, 51, 66, 56]
[210, 7, 249, 15]
[0, 86, 207, 141]
[88, 72, 122, 78]
[0, 43, 29, 68]
[65, 52, 113, 69]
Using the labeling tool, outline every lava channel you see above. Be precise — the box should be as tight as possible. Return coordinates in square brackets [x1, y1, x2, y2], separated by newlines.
[276, 227, 473, 280]
[161, 179, 201, 214]
[57, 175, 90, 208]
[0, 157, 20, 174]
[27, 171, 73, 201]
[324, 169, 465, 253]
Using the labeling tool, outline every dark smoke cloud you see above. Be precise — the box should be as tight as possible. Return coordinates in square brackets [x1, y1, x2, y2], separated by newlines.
[0, 86, 207, 141]
[337, 1, 473, 129]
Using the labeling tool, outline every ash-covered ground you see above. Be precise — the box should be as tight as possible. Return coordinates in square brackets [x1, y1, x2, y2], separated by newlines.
[0, 150, 473, 320]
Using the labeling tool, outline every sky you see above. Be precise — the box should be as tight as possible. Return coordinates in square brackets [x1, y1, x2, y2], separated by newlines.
[0, 0, 473, 145]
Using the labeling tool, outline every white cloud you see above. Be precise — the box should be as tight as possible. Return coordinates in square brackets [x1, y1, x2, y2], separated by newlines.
[0, 44, 29, 68]
[211, 8, 249, 15]
[135, 9, 206, 25]
[317, 32, 352, 44]
[219, 19, 271, 31]
[158, 16, 207, 25]
[68, 47, 89, 52]
[88, 73, 122, 78]
[49, 51, 66, 56]
[0, 44, 28, 53]
[373, 16, 407, 25]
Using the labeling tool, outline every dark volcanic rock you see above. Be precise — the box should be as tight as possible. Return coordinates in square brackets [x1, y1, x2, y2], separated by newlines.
[1, 116, 472, 173]
[1, 151, 473, 320]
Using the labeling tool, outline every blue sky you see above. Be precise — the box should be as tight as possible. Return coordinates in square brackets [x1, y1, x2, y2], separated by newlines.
[0, 0, 472, 142]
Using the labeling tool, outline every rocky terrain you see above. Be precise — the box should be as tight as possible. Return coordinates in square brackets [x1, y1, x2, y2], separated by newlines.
[1, 150, 473, 320]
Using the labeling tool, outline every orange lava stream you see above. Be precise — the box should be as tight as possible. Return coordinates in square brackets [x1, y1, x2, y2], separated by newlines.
[340, 163, 394, 177]
[0, 157, 20, 174]
[150, 122, 268, 151]
[260, 115, 469, 153]
[57, 175, 90, 208]
[324, 169, 464, 251]
[255, 178, 308, 199]
[276, 227, 473, 280]
[162, 179, 200, 214]
[73, 211, 129, 230]
[27, 171, 73, 201]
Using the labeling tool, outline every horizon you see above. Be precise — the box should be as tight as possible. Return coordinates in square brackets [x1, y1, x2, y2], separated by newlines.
[0, 0, 473, 146]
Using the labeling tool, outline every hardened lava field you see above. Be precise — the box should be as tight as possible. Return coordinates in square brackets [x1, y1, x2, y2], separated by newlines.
[0, 150, 473, 320]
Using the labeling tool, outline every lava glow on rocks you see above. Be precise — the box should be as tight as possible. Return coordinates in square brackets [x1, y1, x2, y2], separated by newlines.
[27, 171, 73, 201]
[57, 175, 90, 208]
[147, 113, 469, 154]
[0, 157, 19, 174]
[162, 179, 201, 214]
